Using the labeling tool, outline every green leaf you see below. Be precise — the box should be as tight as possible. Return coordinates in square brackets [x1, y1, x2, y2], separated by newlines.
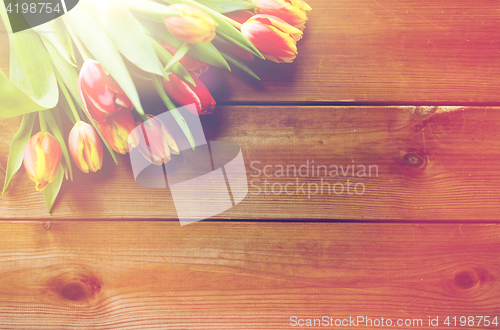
[63, 5, 145, 115]
[164, 42, 190, 72]
[42, 38, 82, 109]
[2, 112, 36, 194]
[122, 0, 179, 22]
[84, 0, 165, 77]
[58, 90, 77, 124]
[0, 69, 49, 118]
[151, 75, 195, 150]
[44, 165, 64, 214]
[41, 110, 73, 181]
[193, 0, 256, 13]
[9, 31, 59, 109]
[149, 38, 195, 86]
[34, 20, 75, 66]
[216, 30, 261, 60]
[221, 52, 260, 80]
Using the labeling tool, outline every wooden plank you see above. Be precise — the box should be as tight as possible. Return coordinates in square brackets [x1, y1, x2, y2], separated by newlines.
[2, 0, 500, 104]
[0, 221, 498, 329]
[209, 0, 500, 104]
[2, 105, 500, 220]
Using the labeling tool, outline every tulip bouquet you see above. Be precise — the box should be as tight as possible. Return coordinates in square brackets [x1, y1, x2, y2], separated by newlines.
[0, 0, 312, 212]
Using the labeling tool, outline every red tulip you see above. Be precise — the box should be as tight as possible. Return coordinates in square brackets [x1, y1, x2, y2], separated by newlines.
[68, 121, 103, 173]
[164, 4, 217, 44]
[241, 14, 302, 63]
[136, 115, 180, 166]
[163, 73, 216, 115]
[161, 42, 209, 76]
[23, 132, 62, 191]
[98, 112, 138, 155]
[79, 60, 133, 124]
[254, 0, 312, 30]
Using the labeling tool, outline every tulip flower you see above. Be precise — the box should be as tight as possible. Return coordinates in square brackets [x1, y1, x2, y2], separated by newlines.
[241, 14, 302, 63]
[23, 132, 62, 192]
[98, 112, 138, 155]
[163, 73, 216, 115]
[136, 115, 180, 166]
[68, 121, 103, 173]
[254, 0, 312, 30]
[161, 42, 209, 76]
[79, 60, 133, 124]
[165, 4, 217, 44]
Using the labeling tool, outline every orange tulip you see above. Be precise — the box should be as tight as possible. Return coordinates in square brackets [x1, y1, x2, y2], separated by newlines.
[78, 60, 133, 124]
[136, 115, 180, 166]
[98, 112, 138, 155]
[241, 14, 302, 63]
[164, 4, 217, 44]
[161, 42, 209, 76]
[68, 121, 103, 173]
[254, 0, 312, 30]
[23, 132, 62, 191]
[163, 73, 216, 115]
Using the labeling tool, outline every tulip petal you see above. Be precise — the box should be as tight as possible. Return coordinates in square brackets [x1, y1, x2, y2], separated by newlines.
[163, 73, 216, 115]
[255, 0, 311, 29]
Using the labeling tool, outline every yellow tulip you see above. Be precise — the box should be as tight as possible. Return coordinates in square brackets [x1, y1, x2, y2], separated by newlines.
[165, 4, 218, 44]
[68, 121, 103, 173]
[23, 132, 62, 191]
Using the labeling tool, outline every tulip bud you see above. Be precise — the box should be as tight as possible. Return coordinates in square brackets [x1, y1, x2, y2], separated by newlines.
[165, 4, 218, 44]
[79, 60, 133, 124]
[254, 0, 312, 30]
[23, 132, 62, 192]
[137, 115, 180, 166]
[98, 112, 138, 155]
[241, 14, 302, 63]
[68, 121, 103, 173]
[161, 42, 209, 76]
[163, 73, 216, 115]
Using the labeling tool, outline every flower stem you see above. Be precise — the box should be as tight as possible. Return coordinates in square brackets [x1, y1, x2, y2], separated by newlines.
[66, 22, 91, 61]
[39, 113, 47, 133]
[164, 42, 190, 73]
[56, 73, 81, 123]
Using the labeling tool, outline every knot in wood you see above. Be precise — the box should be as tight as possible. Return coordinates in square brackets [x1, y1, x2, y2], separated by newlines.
[397, 149, 428, 169]
[452, 269, 480, 291]
[49, 269, 102, 303]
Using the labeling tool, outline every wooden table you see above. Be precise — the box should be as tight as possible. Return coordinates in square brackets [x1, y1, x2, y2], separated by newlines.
[1, 0, 500, 328]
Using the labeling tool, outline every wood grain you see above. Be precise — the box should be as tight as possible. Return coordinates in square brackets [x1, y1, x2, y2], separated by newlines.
[2, 105, 500, 220]
[0, 221, 497, 329]
[2, 0, 500, 104]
